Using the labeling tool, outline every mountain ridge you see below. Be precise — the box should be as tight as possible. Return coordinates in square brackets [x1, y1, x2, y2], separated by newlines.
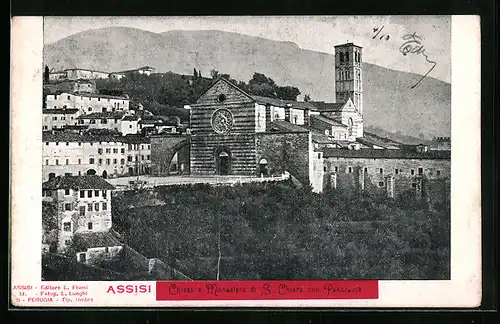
[43, 27, 451, 139]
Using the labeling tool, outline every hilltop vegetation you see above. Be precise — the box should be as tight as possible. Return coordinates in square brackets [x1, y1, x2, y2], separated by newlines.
[112, 182, 450, 280]
[94, 71, 301, 122]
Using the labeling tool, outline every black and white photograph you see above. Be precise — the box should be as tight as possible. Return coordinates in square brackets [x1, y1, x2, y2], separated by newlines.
[37, 16, 453, 282]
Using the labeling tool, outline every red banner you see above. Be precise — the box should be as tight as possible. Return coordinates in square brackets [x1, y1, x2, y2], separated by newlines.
[156, 280, 378, 300]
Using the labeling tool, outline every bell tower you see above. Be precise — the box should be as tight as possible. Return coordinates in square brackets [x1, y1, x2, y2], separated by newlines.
[334, 43, 363, 115]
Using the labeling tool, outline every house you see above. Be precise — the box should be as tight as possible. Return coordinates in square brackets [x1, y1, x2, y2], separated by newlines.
[64, 68, 110, 80]
[115, 66, 156, 76]
[121, 115, 141, 135]
[46, 92, 130, 114]
[43, 108, 81, 131]
[76, 111, 127, 132]
[42, 174, 115, 252]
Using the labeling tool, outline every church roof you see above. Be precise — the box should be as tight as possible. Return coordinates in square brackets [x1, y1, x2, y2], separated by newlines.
[309, 101, 346, 112]
[42, 175, 116, 190]
[322, 148, 451, 160]
[310, 114, 348, 128]
[268, 120, 309, 133]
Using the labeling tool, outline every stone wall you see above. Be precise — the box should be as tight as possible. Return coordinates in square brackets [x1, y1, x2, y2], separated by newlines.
[255, 131, 310, 185]
[150, 135, 190, 176]
[324, 156, 450, 202]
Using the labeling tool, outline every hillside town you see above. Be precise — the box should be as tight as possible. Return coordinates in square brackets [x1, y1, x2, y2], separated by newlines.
[41, 42, 451, 280]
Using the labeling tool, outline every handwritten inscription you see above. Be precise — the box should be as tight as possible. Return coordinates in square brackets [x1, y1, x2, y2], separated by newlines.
[372, 26, 390, 41]
[399, 32, 437, 88]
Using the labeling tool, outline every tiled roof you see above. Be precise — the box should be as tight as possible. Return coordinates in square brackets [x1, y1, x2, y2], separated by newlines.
[64, 68, 110, 74]
[310, 114, 347, 128]
[42, 175, 116, 190]
[116, 66, 156, 73]
[77, 92, 129, 100]
[43, 109, 79, 115]
[356, 132, 403, 149]
[122, 115, 140, 121]
[122, 134, 151, 144]
[42, 131, 123, 143]
[77, 111, 126, 120]
[268, 120, 310, 133]
[322, 148, 451, 160]
[72, 228, 124, 251]
[309, 101, 346, 111]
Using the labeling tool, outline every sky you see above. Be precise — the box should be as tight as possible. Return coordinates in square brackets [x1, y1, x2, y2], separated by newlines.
[43, 16, 451, 83]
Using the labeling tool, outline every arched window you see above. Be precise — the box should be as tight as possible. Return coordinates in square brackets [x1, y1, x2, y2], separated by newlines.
[348, 118, 354, 136]
[339, 52, 344, 63]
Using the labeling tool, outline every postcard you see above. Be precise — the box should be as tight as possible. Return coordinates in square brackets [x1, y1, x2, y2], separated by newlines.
[10, 15, 481, 308]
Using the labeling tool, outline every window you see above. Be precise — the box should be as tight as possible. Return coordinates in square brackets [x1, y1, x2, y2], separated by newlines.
[437, 170, 441, 176]
[87, 190, 92, 198]
[334, 166, 339, 172]
[127, 156, 133, 162]
[98, 148, 103, 154]
[55, 142, 59, 146]
[101, 118, 107, 124]
[113, 148, 118, 153]
[340, 52, 344, 63]
[65, 159, 69, 165]
[103, 190, 107, 199]
[78, 159, 81, 165]
[78, 142, 82, 146]
[45, 159, 49, 165]
[323, 166, 327, 171]
[412, 183, 417, 188]
[135, 156, 139, 161]
[378, 181, 385, 187]
[106, 148, 111, 153]
[53, 116, 57, 121]
[94, 203, 99, 211]
[147, 145, 150, 150]
[147, 155, 150, 160]
[45, 142, 49, 146]
[106, 159, 110, 165]
[65, 203, 71, 211]
[63, 222, 71, 232]
[121, 158, 125, 165]
[395, 169, 399, 175]
[102, 202, 107, 210]
[98, 158, 103, 165]
[364, 167, 367, 173]
[345, 52, 349, 62]
[62, 117, 66, 121]
[113, 159, 117, 164]
[88, 222, 93, 230]
[90, 120, 96, 124]
[89, 158, 95, 164]
[348, 167, 353, 173]
[55, 159, 59, 165]
[64, 240, 71, 246]
[418, 167, 423, 175]
[94, 190, 99, 197]
[88, 107, 92, 112]
[64, 189, 70, 195]
[80, 190, 85, 198]
[129, 125, 133, 128]
[411, 169, 415, 176]
[67, 95, 70, 100]
[121, 148, 125, 154]
[88, 203, 93, 212]
[379, 168, 383, 174]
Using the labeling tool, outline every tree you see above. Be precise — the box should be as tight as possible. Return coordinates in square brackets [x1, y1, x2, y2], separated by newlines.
[210, 69, 219, 79]
[193, 68, 198, 79]
[198, 70, 202, 78]
[276, 86, 301, 101]
[249, 72, 276, 87]
[44, 65, 50, 83]
[304, 94, 311, 102]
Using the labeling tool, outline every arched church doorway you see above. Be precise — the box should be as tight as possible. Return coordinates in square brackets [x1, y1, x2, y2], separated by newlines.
[214, 147, 231, 176]
[218, 151, 230, 175]
[259, 158, 268, 176]
[101, 170, 108, 179]
[86, 169, 96, 175]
